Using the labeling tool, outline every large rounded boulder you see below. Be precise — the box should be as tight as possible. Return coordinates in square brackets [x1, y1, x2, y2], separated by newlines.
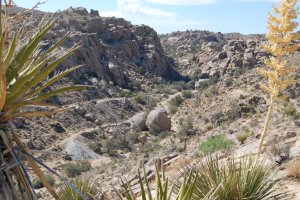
[146, 108, 171, 132]
[129, 112, 147, 131]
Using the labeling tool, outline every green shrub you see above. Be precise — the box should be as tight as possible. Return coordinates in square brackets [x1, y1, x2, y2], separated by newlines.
[283, 104, 300, 119]
[225, 78, 233, 87]
[102, 132, 139, 155]
[149, 123, 161, 135]
[198, 134, 234, 154]
[63, 162, 82, 178]
[170, 95, 183, 107]
[32, 174, 55, 189]
[178, 115, 194, 139]
[182, 90, 193, 99]
[134, 94, 147, 105]
[196, 74, 219, 90]
[169, 95, 183, 114]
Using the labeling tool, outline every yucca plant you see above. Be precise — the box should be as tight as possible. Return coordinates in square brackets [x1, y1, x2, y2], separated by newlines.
[115, 166, 214, 200]
[175, 156, 286, 200]
[58, 178, 103, 200]
[256, 0, 300, 159]
[0, 2, 85, 199]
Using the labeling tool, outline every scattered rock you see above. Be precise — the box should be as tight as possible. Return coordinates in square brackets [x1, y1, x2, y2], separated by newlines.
[84, 112, 96, 122]
[138, 133, 148, 145]
[146, 109, 171, 132]
[285, 131, 297, 139]
[50, 123, 66, 133]
[64, 140, 100, 160]
[129, 112, 148, 131]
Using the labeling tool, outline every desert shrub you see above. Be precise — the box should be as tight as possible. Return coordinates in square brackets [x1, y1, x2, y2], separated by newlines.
[227, 102, 241, 122]
[148, 123, 161, 135]
[58, 178, 103, 200]
[211, 111, 225, 125]
[158, 130, 172, 139]
[178, 115, 195, 139]
[175, 156, 284, 200]
[209, 85, 219, 96]
[236, 132, 249, 144]
[282, 104, 300, 119]
[80, 161, 92, 173]
[145, 97, 157, 110]
[133, 94, 157, 110]
[170, 95, 183, 107]
[63, 162, 82, 178]
[198, 134, 234, 154]
[32, 174, 55, 189]
[286, 160, 300, 180]
[176, 144, 186, 153]
[235, 67, 246, 77]
[174, 81, 190, 91]
[102, 132, 139, 155]
[268, 139, 291, 164]
[225, 78, 233, 87]
[197, 74, 219, 90]
[133, 94, 147, 105]
[169, 95, 183, 114]
[88, 142, 102, 154]
[239, 94, 246, 99]
[182, 90, 193, 99]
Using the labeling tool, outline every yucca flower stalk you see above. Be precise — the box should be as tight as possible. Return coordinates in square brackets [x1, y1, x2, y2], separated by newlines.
[256, 0, 300, 160]
[0, 2, 85, 199]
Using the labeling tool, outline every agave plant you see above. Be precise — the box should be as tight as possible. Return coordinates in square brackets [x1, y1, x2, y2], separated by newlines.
[175, 156, 286, 200]
[115, 166, 214, 200]
[0, 3, 85, 200]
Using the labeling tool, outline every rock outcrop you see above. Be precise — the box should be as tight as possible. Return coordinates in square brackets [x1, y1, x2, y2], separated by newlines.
[160, 31, 267, 82]
[65, 139, 100, 160]
[26, 7, 183, 87]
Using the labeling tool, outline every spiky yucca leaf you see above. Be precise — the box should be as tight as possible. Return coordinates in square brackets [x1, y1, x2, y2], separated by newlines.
[0, 16, 84, 121]
[0, 3, 86, 200]
[116, 166, 214, 200]
[58, 178, 103, 200]
[175, 156, 286, 200]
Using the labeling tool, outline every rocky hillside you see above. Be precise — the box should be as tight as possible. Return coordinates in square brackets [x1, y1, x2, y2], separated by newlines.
[10, 8, 300, 199]
[160, 31, 267, 82]
[23, 7, 182, 90]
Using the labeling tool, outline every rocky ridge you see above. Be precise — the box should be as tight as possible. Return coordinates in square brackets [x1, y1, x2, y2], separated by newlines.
[10, 8, 300, 199]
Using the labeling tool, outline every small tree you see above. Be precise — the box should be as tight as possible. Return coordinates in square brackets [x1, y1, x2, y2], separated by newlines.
[256, 0, 300, 160]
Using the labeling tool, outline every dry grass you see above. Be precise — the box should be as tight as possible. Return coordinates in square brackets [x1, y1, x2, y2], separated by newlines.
[286, 160, 300, 180]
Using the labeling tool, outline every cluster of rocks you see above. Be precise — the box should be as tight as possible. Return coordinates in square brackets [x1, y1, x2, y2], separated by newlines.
[160, 30, 224, 57]
[128, 107, 171, 133]
[38, 7, 182, 87]
[195, 38, 267, 79]
[160, 30, 269, 86]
